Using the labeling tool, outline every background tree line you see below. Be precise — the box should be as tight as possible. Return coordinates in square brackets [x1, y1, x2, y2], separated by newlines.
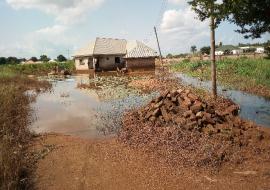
[0, 54, 68, 65]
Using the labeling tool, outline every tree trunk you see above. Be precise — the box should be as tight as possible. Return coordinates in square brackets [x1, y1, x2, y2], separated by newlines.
[210, 16, 217, 98]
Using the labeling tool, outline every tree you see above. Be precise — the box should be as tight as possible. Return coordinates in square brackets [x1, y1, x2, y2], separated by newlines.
[40, 55, 50, 62]
[200, 46, 211, 55]
[188, 0, 227, 98]
[57, 55, 67, 62]
[7, 57, 19, 64]
[190, 45, 197, 54]
[166, 53, 173, 59]
[30, 57, 38, 62]
[0, 57, 6, 65]
[226, 0, 270, 39]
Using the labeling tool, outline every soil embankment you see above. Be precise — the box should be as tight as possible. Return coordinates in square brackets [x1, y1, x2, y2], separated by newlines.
[33, 134, 270, 190]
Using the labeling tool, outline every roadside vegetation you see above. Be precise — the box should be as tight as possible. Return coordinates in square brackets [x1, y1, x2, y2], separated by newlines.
[0, 61, 75, 76]
[0, 72, 51, 189]
[170, 57, 270, 98]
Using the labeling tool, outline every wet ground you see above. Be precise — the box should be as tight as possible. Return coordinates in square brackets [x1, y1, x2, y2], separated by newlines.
[30, 71, 270, 139]
[176, 73, 270, 127]
[30, 73, 157, 138]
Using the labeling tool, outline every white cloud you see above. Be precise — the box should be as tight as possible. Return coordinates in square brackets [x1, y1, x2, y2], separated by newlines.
[158, 7, 209, 53]
[6, 0, 104, 25]
[4, 0, 105, 58]
[168, 0, 185, 5]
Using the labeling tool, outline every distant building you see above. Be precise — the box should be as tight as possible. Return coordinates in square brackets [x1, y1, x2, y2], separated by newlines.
[215, 45, 243, 55]
[73, 37, 158, 71]
[255, 47, 265, 54]
[48, 59, 57, 63]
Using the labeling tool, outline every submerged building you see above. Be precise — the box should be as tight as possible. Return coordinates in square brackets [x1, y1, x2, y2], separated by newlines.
[73, 37, 158, 71]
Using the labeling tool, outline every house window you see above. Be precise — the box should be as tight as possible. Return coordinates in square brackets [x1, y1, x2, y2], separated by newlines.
[79, 59, 84, 65]
[115, 57, 121, 64]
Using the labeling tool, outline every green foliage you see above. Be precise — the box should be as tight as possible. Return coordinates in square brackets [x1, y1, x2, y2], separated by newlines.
[200, 46, 211, 55]
[166, 53, 173, 59]
[190, 45, 197, 54]
[40, 55, 50, 62]
[171, 58, 270, 88]
[0, 57, 6, 65]
[226, 0, 270, 38]
[0, 61, 75, 75]
[6, 57, 20, 64]
[57, 54, 67, 62]
[188, 0, 227, 27]
[30, 57, 38, 62]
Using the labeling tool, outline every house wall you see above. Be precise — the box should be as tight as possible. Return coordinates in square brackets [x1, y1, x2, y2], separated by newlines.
[75, 57, 93, 70]
[98, 55, 124, 70]
[125, 58, 155, 70]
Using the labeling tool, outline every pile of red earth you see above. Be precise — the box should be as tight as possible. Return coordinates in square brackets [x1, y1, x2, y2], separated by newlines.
[139, 89, 241, 133]
[119, 89, 270, 168]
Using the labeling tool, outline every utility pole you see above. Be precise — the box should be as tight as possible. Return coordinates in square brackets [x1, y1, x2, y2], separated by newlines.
[154, 26, 164, 70]
[67, 49, 70, 60]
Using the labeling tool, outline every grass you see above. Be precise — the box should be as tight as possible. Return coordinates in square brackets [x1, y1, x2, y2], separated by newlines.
[170, 57, 270, 98]
[0, 61, 75, 76]
[0, 72, 51, 189]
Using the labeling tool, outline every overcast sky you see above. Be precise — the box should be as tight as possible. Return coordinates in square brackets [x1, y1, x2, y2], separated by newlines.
[0, 0, 269, 59]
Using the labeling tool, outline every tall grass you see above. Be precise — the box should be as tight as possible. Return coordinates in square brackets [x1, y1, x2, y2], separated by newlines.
[0, 61, 75, 76]
[0, 74, 51, 189]
[170, 57, 270, 97]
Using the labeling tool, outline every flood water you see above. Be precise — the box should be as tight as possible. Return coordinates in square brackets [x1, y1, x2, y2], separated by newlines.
[176, 73, 270, 127]
[30, 73, 157, 138]
[31, 71, 270, 139]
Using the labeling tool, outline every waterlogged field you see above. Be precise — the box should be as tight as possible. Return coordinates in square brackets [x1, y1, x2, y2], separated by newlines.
[170, 58, 270, 98]
[31, 73, 159, 138]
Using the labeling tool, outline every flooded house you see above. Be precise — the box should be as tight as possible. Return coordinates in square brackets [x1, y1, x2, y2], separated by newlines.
[73, 37, 158, 71]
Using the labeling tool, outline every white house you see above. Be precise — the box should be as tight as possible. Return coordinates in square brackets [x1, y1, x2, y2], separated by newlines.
[255, 47, 265, 54]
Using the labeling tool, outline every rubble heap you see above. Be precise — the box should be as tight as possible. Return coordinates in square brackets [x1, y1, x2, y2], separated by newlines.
[138, 89, 240, 134]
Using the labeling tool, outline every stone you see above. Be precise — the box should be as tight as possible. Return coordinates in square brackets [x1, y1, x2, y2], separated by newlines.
[190, 114, 197, 121]
[171, 90, 178, 97]
[152, 108, 161, 117]
[185, 121, 198, 130]
[188, 93, 199, 101]
[190, 102, 203, 113]
[149, 116, 156, 122]
[177, 89, 184, 94]
[161, 107, 171, 122]
[171, 97, 177, 103]
[175, 117, 186, 125]
[182, 97, 192, 107]
[145, 111, 152, 119]
[155, 95, 163, 103]
[224, 105, 239, 116]
[196, 111, 204, 118]
[183, 110, 193, 118]
[154, 100, 163, 108]
[164, 99, 174, 109]
[177, 97, 183, 105]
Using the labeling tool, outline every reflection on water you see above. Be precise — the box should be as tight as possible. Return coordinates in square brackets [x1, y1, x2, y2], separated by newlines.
[30, 73, 157, 138]
[176, 73, 270, 127]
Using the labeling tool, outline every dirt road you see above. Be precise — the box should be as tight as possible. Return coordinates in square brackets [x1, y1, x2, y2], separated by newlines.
[33, 134, 270, 190]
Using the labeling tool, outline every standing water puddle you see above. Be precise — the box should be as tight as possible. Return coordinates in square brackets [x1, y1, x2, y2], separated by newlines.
[30, 73, 157, 138]
[176, 73, 270, 127]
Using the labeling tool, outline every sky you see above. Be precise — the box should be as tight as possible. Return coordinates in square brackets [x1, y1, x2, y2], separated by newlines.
[0, 0, 269, 59]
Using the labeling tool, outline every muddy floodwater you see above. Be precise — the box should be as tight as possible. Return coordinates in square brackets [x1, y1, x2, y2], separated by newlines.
[30, 73, 157, 138]
[176, 73, 270, 127]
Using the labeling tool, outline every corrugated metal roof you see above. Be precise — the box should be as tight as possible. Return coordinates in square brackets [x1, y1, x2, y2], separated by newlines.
[74, 41, 95, 57]
[125, 41, 158, 58]
[94, 38, 127, 55]
[73, 38, 157, 58]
